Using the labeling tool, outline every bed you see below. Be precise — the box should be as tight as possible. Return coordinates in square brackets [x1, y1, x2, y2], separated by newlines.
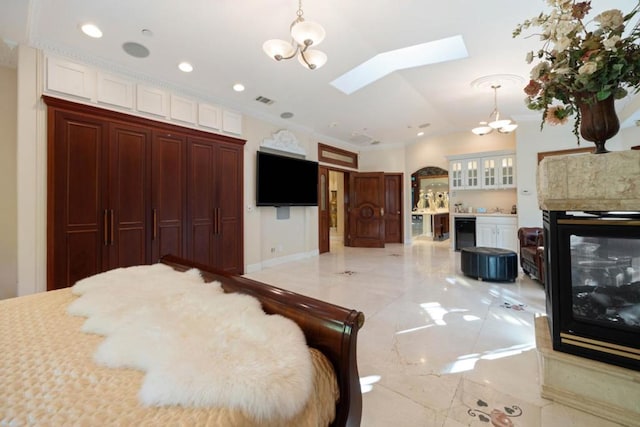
[0, 255, 365, 427]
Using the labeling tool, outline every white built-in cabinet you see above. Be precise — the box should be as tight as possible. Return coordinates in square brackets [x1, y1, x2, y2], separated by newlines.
[450, 161, 464, 189]
[44, 55, 243, 136]
[448, 151, 516, 190]
[482, 155, 516, 189]
[476, 216, 518, 253]
[449, 158, 481, 190]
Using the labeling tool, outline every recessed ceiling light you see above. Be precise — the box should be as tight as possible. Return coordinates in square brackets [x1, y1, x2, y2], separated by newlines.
[141, 29, 154, 37]
[280, 112, 294, 119]
[417, 131, 425, 137]
[81, 23, 103, 38]
[178, 62, 193, 72]
[233, 83, 245, 92]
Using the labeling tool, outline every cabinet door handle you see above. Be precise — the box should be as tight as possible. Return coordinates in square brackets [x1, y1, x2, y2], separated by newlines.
[215, 207, 221, 235]
[103, 209, 109, 246]
[152, 209, 157, 240]
[110, 209, 115, 245]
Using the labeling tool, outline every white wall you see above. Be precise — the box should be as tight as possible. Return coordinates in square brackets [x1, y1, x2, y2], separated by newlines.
[621, 125, 640, 150]
[359, 145, 406, 172]
[209, 115, 322, 273]
[0, 66, 17, 299]
[16, 45, 46, 296]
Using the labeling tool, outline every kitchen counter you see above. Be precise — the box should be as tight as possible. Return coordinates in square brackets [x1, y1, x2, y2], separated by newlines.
[451, 213, 519, 253]
[450, 212, 516, 218]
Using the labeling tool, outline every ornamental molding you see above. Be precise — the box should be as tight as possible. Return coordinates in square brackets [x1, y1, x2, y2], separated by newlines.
[261, 130, 306, 156]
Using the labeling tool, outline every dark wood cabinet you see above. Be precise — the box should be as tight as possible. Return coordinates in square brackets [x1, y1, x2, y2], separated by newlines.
[187, 138, 216, 267]
[152, 131, 187, 262]
[107, 123, 152, 270]
[213, 142, 243, 273]
[50, 110, 107, 287]
[45, 96, 245, 290]
[186, 137, 243, 274]
[433, 213, 450, 241]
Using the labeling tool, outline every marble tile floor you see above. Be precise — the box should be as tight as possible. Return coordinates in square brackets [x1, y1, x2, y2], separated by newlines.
[244, 238, 625, 427]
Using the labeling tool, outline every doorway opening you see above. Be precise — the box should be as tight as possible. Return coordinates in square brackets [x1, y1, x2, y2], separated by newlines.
[329, 170, 345, 249]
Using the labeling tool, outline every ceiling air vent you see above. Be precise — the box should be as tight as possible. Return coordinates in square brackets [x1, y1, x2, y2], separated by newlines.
[349, 132, 373, 145]
[255, 96, 275, 105]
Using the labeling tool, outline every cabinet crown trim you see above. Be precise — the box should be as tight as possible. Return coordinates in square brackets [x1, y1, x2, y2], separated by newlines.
[446, 150, 515, 161]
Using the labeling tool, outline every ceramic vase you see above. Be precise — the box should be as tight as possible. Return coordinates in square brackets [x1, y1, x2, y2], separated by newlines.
[577, 93, 620, 154]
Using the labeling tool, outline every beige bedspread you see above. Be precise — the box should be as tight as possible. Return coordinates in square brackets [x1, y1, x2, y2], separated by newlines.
[0, 289, 338, 426]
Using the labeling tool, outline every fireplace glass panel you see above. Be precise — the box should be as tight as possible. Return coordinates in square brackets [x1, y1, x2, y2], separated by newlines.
[570, 235, 640, 332]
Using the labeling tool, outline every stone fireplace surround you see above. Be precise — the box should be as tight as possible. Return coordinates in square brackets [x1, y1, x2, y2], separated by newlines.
[537, 150, 640, 426]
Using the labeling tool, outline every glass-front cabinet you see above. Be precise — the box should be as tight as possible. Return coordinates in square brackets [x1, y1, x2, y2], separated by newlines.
[465, 159, 479, 188]
[482, 158, 497, 187]
[449, 151, 516, 191]
[499, 155, 515, 188]
[449, 159, 482, 190]
[450, 161, 464, 189]
[481, 154, 516, 189]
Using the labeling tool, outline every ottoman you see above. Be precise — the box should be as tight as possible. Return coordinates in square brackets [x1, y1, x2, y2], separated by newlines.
[460, 246, 518, 282]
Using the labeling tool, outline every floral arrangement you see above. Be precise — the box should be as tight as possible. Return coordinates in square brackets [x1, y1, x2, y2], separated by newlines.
[513, 1, 640, 140]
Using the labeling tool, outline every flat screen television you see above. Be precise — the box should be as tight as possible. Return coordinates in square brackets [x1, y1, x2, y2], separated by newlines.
[256, 151, 319, 206]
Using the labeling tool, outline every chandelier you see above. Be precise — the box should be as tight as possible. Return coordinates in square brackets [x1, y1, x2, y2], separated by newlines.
[263, 0, 327, 70]
[471, 84, 518, 135]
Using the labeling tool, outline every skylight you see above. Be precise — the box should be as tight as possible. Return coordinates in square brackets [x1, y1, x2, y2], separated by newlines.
[330, 35, 468, 95]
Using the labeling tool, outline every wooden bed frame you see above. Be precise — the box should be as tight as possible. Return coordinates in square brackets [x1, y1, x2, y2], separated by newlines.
[160, 255, 366, 427]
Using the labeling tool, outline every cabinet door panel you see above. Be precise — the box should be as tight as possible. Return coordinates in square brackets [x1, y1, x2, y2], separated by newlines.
[500, 156, 515, 187]
[476, 223, 495, 247]
[482, 158, 497, 188]
[466, 160, 479, 188]
[51, 112, 106, 290]
[187, 140, 215, 265]
[66, 231, 101, 286]
[108, 123, 150, 269]
[191, 223, 213, 265]
[450, 161, 464, 189]
[152, 132, 186, 261]
[215, 143, 243, 273]
[497, 223, 518, 252]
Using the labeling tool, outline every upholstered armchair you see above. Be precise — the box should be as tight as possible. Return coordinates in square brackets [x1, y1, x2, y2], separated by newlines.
[517, 227, 545, 285]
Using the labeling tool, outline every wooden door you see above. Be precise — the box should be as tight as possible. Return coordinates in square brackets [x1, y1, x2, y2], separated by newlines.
[348, 172, 385, 248]
[49, 110, 108, 290]
[106, 123, 151, 270]
[151, 131, 186, 262]
[318, 166, 330, 254]
[214, 142, 243, 274]
[384, 173, 403, 243]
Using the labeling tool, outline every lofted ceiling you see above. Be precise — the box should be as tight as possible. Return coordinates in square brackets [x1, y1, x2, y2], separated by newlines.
[1, 0, 638, 149]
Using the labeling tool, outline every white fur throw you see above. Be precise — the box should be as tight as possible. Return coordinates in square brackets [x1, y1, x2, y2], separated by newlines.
[68, 264, 313, 420]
